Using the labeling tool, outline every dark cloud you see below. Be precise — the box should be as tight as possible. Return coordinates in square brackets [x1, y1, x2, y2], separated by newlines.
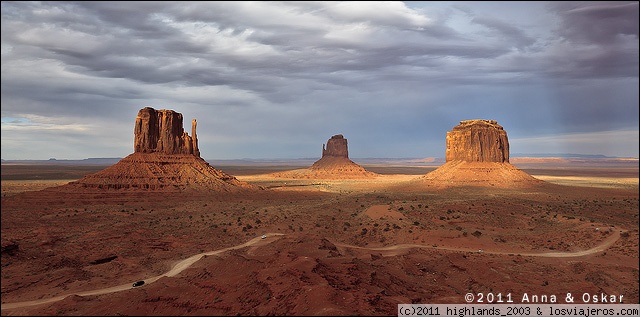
[1, 1, 638, 159]
[551, 1, 639, 45]
[544, 1, 639, 79]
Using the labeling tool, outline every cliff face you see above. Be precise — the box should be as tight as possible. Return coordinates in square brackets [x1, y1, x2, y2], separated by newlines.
[134, 107, 200, 156]
[322, 134, 348, 158]
[445, 119, 509, 163]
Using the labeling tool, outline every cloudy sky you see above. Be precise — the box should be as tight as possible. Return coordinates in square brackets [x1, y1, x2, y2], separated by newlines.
[2, 1, 638, 160]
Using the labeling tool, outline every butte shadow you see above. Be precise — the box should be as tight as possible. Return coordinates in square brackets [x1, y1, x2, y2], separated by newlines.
[399, 119, 544, 190]
[269, 134, 378, 180]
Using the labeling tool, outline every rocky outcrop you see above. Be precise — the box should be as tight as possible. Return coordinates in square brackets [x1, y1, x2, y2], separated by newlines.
[134, 107, 200, 156]
[66, 107, 258, 192]
[414, 119, 542, 188]
[69, 152, 257, 191]
[322, 134, 348, 158]
[271, 134, 377, 179]
[418, 160, 543, 188]
[445, 120, 509, 163]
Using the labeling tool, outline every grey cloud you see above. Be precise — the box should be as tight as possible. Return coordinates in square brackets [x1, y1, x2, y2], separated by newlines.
[1, 1, 637, 159]
[551, 1, 639, 45]
[471, 16, 536, 50]
[542, 1, 639, 79]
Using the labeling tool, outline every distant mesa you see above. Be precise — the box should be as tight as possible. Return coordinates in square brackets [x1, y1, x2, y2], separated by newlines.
[271, 134, 377, 179]
[419, 119, 543, 188]
[66, 107, 258, 191]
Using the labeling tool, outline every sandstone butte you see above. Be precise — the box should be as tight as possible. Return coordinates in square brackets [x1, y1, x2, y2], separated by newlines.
[66, 107, 258, 191]
[420, 119, 543, 188]
[272, 134, 378, 179]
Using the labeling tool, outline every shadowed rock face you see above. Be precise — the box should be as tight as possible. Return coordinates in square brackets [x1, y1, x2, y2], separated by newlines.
[134, 107, 200, 156]
[445, 119, 509, 163]
[322, 134, 348, 158]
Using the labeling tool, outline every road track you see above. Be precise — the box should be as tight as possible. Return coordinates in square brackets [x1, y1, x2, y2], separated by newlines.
[1, 230, 626, 310]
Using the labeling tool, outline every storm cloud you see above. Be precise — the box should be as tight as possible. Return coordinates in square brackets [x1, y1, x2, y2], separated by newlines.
[1, 1, 638, 160]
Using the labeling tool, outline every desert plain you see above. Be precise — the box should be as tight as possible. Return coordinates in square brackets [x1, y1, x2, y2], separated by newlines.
[1, 157, 638, 316]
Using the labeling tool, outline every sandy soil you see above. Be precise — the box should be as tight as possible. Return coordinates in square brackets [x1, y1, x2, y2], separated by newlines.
[1, 163, 638, 315]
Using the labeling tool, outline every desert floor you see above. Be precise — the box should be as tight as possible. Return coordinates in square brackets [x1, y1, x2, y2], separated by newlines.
[1, 161, 638, 316]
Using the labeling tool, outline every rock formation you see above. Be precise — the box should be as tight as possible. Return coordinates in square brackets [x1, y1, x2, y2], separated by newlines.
[322, 134, 348, 158]
[67, 107, 257, 192]
[134, 107, 199, 156]
[271, 134, 377, 179]
[418, 119, 542, 188]
[446, 119, 509, 163]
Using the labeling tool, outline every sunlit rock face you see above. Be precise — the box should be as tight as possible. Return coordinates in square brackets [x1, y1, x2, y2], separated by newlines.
[134, 107, 200, 156]
[418, 119, 542, 188]
[445, 119, 509, 163]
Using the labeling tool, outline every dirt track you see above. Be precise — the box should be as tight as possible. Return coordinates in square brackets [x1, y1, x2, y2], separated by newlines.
[1, 230, 625, 310]
[335, 230, 623, 258]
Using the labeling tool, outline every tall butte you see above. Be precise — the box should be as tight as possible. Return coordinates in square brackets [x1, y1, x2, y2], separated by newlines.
[133, 107, 200, 156]
[421, 119, 542, 188]
[272, 134, 377, 179]
[68, 107, 257, 191]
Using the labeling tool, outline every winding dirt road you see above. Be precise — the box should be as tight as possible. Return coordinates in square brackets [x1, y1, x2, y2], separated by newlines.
[335, 229, 624, 258]
[1, 233, 285, 310]
[1, 230, 626, 310]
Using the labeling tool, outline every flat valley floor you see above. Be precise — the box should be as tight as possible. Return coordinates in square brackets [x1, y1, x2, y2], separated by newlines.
[1, 160, 638, 315]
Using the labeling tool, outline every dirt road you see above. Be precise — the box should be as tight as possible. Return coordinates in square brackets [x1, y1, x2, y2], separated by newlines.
[1, 233, 285, 310]
[335, 229, 623, 258]
[1, 230, 624, 310]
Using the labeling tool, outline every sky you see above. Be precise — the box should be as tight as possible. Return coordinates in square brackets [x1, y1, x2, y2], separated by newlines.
[1, 1, 638, 160]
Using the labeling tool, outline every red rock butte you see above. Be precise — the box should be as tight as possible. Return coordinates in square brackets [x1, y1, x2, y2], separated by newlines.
[272, 134, 377, 179]
[446, 119, 509, 163]
[65, 107, 257, 191]
[420, 119, 542, 188]
[134, 107, 200, 156]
